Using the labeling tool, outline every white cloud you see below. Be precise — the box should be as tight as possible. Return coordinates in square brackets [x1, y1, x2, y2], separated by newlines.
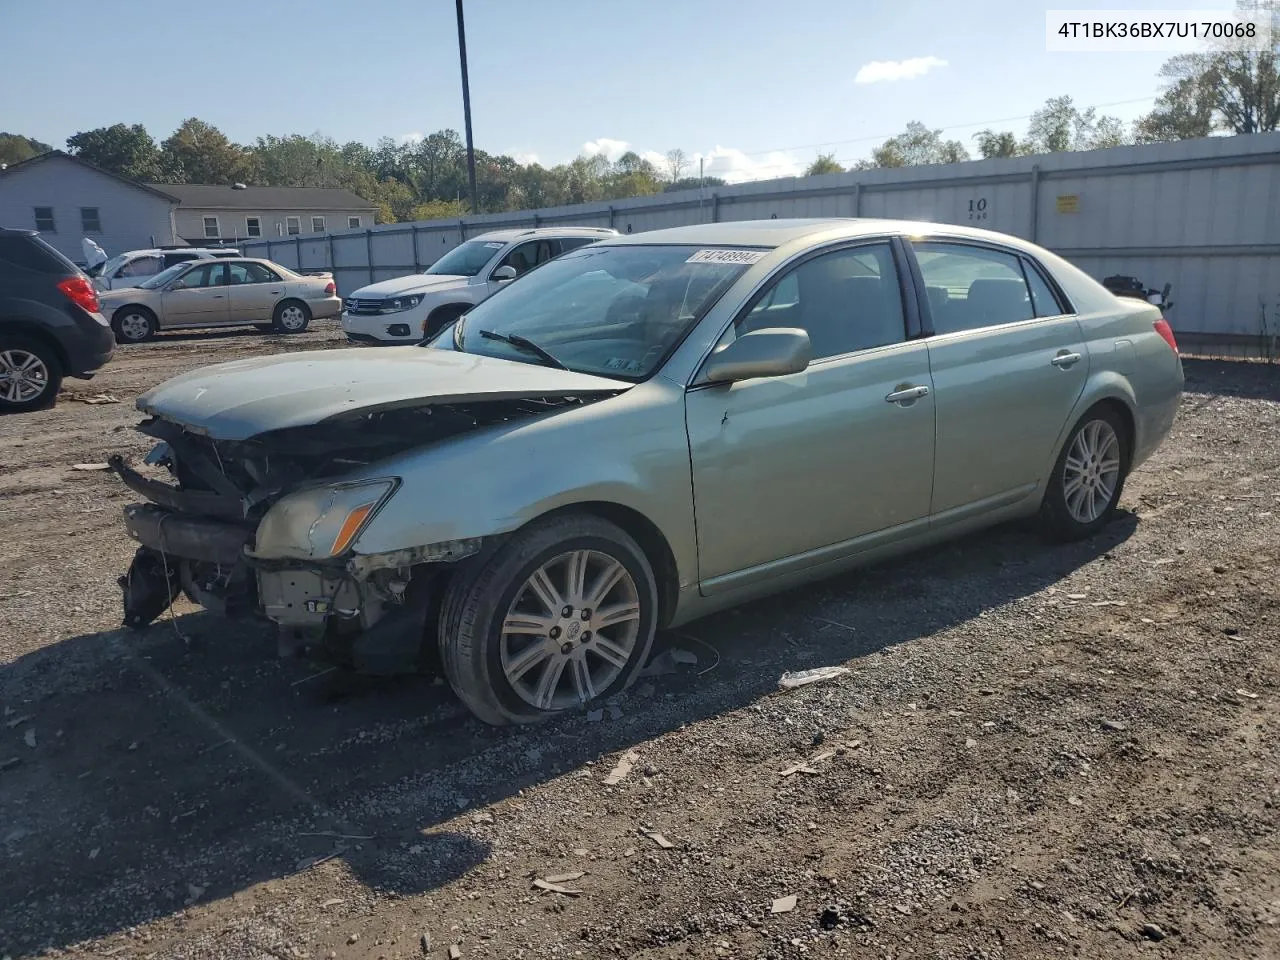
[691, 146, 805, 184]
[640, 149, 667, 170]
[511, 151, 540, 166]
[854, 56, 947, 84]
[397, 131, 424, 145]
[582, 137, 630, 161]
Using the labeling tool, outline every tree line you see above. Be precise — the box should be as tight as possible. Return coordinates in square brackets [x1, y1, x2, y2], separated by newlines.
[2, 5, 1274, 222]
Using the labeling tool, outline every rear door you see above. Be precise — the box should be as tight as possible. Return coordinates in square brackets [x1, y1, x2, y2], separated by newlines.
[685, 239, 936, 592]
[909, 239, 1087, 520]
[226, 261, 285, 322]
[159, 261, 231, 328]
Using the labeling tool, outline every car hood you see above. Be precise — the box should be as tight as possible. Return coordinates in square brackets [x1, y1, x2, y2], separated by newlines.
[136, 347, 631, 441]
[349, 274, 468, 298]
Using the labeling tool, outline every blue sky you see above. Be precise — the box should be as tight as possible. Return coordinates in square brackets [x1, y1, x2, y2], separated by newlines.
[1, 0, 1220, 181]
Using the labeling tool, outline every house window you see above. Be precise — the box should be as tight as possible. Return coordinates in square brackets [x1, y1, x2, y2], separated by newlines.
[286, 216, 301, 235]
[80, 207, 102, 232]
[203, 216, 220, 239]
[347, 216, 361, 229]
[245, 216, 262, 238]
[311, 216, 326, 233]
[34, 207, 55, 232]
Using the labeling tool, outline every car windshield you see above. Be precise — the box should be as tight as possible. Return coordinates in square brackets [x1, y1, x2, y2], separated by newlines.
[423, 239, 504, 277]
[438, 244, 760, 381]
[95, 253, 129, 278]
[137, 263, 190, 289]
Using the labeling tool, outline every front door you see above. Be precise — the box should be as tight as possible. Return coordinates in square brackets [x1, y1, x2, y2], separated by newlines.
[911, 240, 1088, 518]
[226, 261, 285, 322]
[685, 241, 936, 592]
[159, 261, 231, 328]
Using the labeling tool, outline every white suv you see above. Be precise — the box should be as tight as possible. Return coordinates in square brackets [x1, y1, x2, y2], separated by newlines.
[90, 247, 241, 291]
[340, 227, 618, 344]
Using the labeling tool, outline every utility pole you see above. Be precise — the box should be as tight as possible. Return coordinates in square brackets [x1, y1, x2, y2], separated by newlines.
[455, 0, 479, 216]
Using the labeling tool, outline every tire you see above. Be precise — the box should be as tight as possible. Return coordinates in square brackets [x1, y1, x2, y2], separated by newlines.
[272, 300, 311, 334]
[423, 304, 467, 341]
[0, 335, 63, 413]
[1040, 405, 1130, 542]
[439, 513, 659, 726]
[112, 307, 157, 344]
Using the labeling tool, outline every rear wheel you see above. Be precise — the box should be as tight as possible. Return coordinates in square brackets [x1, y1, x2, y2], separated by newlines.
[0, 335, 62, 413]
[113, 307, 156, 343]
[272, 300, 311, 333]
[438, 513, 658, 726]
[1040, 406, 1129, 541]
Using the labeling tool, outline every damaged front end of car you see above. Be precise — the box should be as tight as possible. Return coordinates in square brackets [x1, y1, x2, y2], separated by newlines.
[111, 395, 602, 673]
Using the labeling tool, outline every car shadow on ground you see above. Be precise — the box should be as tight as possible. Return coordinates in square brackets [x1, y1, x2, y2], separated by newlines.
[0, 512, 1137, 955]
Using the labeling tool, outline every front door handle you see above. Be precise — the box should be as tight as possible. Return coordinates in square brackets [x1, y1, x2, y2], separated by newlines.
[885, 384, 930, 404]
[210, 295, 225, 299]
[1051, 351, 1081, 369]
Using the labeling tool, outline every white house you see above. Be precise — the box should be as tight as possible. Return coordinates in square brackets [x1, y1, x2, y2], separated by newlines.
[155, 183, 378, 245]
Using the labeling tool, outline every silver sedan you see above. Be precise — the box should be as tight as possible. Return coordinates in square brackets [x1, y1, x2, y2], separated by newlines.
[112, 219, 1183, 725]
[100, 257, 341, 343]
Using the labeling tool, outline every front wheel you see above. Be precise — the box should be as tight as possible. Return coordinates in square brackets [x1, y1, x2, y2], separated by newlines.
[1040, 406, 1130, 541]
[0, 336, 62, 413]
[113, 307, 156, 343]
[439, 513, 658, 725]
[272, 300, 311, 333]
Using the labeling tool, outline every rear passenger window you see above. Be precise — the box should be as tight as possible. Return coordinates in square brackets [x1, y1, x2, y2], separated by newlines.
[913, 242, 1034, 334]
[1022, 260, 1066, 317]
[736, 243, 905, 360]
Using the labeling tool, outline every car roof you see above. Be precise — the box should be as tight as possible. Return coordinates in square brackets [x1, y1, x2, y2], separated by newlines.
[0, 227, 37, 238]
[600, 218, 1043, 251]
[469, 226, 619, 243]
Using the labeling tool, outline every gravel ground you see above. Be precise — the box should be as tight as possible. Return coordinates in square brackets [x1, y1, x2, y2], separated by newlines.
[1, 323, 1278, 960]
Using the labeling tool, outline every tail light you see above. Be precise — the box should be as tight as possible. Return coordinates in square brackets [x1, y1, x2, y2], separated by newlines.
[324, 281, 336, 296]
[57, 276, 100, 314]
[1153, 318, 1178, 353]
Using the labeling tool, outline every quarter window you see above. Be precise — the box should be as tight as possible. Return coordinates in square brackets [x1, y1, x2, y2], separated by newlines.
[34, 207, 55, 232]
[80, 207, 102, 232]
[735, 243, 906, 360]
[203, 216, 220, 239]
[1023, 260, 1066, 317]
[912, 242, 1035, 334]
[286, 216, 301, 236]
[246, 216, 262, 237]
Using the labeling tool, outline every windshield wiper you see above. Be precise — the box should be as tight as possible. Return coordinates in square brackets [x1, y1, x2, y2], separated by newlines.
[477, 329, 566, 369]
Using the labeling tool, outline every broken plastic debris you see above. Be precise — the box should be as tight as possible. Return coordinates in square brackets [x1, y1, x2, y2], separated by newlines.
[604, 750, 638, 786]
[72, 463, 111, 471]
[778, 666, 850, 690]
[533, 877, 582, 896]
[771, 895, 798, 914]
[641, 647, 698, 677]
[643, 830, 675, 849]
[779, 750, 834, 777]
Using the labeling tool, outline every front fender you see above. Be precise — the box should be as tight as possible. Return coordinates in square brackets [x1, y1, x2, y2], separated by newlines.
[350, 378, 699, 587]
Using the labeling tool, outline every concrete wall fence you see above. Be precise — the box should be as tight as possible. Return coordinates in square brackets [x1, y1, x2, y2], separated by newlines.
[240, 132, 1280, 354]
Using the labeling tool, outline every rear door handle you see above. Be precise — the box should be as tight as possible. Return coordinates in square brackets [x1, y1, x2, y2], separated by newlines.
[885, 384, 930, 404]
[1051, 351, 1081, 368]
[210, 295, 225, 299]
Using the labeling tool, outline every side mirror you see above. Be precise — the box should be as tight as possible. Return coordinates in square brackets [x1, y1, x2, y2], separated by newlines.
[491, 265, 517, 282]
[703, 328, 812, 384]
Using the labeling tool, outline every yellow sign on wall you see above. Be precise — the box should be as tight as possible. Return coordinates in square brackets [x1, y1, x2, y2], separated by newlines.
[1056, 194, 1080, 213]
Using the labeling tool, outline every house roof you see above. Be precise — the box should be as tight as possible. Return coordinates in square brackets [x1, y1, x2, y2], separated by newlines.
[150, 183, 377, 211]
[0, 150, 180, 202]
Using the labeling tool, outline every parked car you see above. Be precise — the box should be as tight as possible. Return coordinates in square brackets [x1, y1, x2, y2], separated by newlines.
[100, 257, 340, 342]
[0, 227, 113, 413]
[110, 218, 1183, 725]
[88, 246, 241, 291]
[340, 227, 618, 344]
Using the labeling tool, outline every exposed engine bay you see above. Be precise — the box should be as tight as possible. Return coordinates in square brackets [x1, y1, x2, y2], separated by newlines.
[112, 394, 612, 673]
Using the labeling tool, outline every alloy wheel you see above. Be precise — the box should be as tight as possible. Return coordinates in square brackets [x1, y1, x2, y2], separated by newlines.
[279, 305, 306, 330]
[1063, 419, 1122, 524]
[119, 313, 152, 341]
[500, 549, 642, 710]
[0, 349, 49, 403]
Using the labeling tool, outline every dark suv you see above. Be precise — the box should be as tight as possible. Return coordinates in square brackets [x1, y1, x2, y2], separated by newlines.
[0, 228, 114, 412]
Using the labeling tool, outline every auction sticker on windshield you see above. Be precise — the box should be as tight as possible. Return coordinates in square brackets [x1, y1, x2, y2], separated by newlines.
[686, 249, 767, 265]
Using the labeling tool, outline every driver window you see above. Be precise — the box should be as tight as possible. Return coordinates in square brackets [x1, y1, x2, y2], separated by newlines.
[735, 243, 906, 360]
[500, 242, 540, 277]
[175, 263, 223, 289]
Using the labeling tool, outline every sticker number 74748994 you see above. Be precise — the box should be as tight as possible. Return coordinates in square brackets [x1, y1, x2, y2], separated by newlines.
[685, 249, 767, 265]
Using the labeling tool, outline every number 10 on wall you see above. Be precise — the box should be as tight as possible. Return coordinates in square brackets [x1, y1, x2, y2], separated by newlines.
[968, 197, 989, 222]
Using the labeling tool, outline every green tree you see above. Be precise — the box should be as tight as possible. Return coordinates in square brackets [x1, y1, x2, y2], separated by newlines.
[973, 129, 1024, 158]
[665, 175, 726, 193]
[855, 122, 970, 169]
[0, 132, 52, 166]
[65, 123, 159, 180]
[1136, 1, 1280, 140]
[159, 118, 252, 184]
[1024, 96, 1129, 153]
[804, 152, 844, 175]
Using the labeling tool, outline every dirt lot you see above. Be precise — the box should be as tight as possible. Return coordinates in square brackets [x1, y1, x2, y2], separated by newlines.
[1, 321, 1278, 960]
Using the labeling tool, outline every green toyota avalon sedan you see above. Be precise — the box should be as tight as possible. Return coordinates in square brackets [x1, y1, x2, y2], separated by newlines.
[109, 218, 1183, 725]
